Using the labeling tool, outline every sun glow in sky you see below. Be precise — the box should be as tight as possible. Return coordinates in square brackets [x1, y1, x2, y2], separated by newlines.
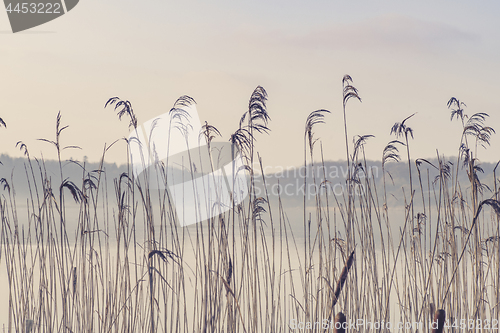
[1, 0, 499, 169]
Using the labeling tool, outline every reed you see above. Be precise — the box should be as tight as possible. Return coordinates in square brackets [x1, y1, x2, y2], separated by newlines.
[1, 76, 499, 332]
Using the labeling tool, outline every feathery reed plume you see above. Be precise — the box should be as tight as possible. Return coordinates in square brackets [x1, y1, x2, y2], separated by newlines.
[233, 86, 270, 167]
[200, 121, 221, 148]
[305, 109, 330, 152]
[433, 160, 453, 185]
[148, 249, 180, 264]
[105, 97, 138, 129]
[60, 178, 85, 203]
[448, 97, 466, 122]
[229, 127, 253, 160]
[463, 112, 495, 148]
[390, 113, 415, 139]
[383, 140, 403, 168]
[252, 197, 267, 224]
[460, 145, 491, 194]
[390, 113, 416, 186]
[352, 134, 373, 161]
[0, 178, 10, 193]
[415, 158, 437, 170]
[169, 95, 195, 127]
[382, 140, 403, 217]
[173, 95, 196, 108]
[16, 141, 29, 157]
[342, 75, 361, 107]
[247, 85, 270, 134]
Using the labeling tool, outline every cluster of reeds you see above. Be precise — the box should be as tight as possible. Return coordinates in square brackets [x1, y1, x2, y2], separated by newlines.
[0, 76, 499, 332]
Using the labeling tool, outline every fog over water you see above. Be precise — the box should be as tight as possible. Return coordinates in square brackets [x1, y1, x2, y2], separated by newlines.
[1, 155, 499, 330]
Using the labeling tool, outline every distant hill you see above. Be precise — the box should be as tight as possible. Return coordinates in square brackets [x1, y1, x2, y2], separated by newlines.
[1, 154, 498, 208]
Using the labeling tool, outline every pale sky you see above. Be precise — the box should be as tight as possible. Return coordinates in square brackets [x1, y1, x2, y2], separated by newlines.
[1, 0, 499, 171]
